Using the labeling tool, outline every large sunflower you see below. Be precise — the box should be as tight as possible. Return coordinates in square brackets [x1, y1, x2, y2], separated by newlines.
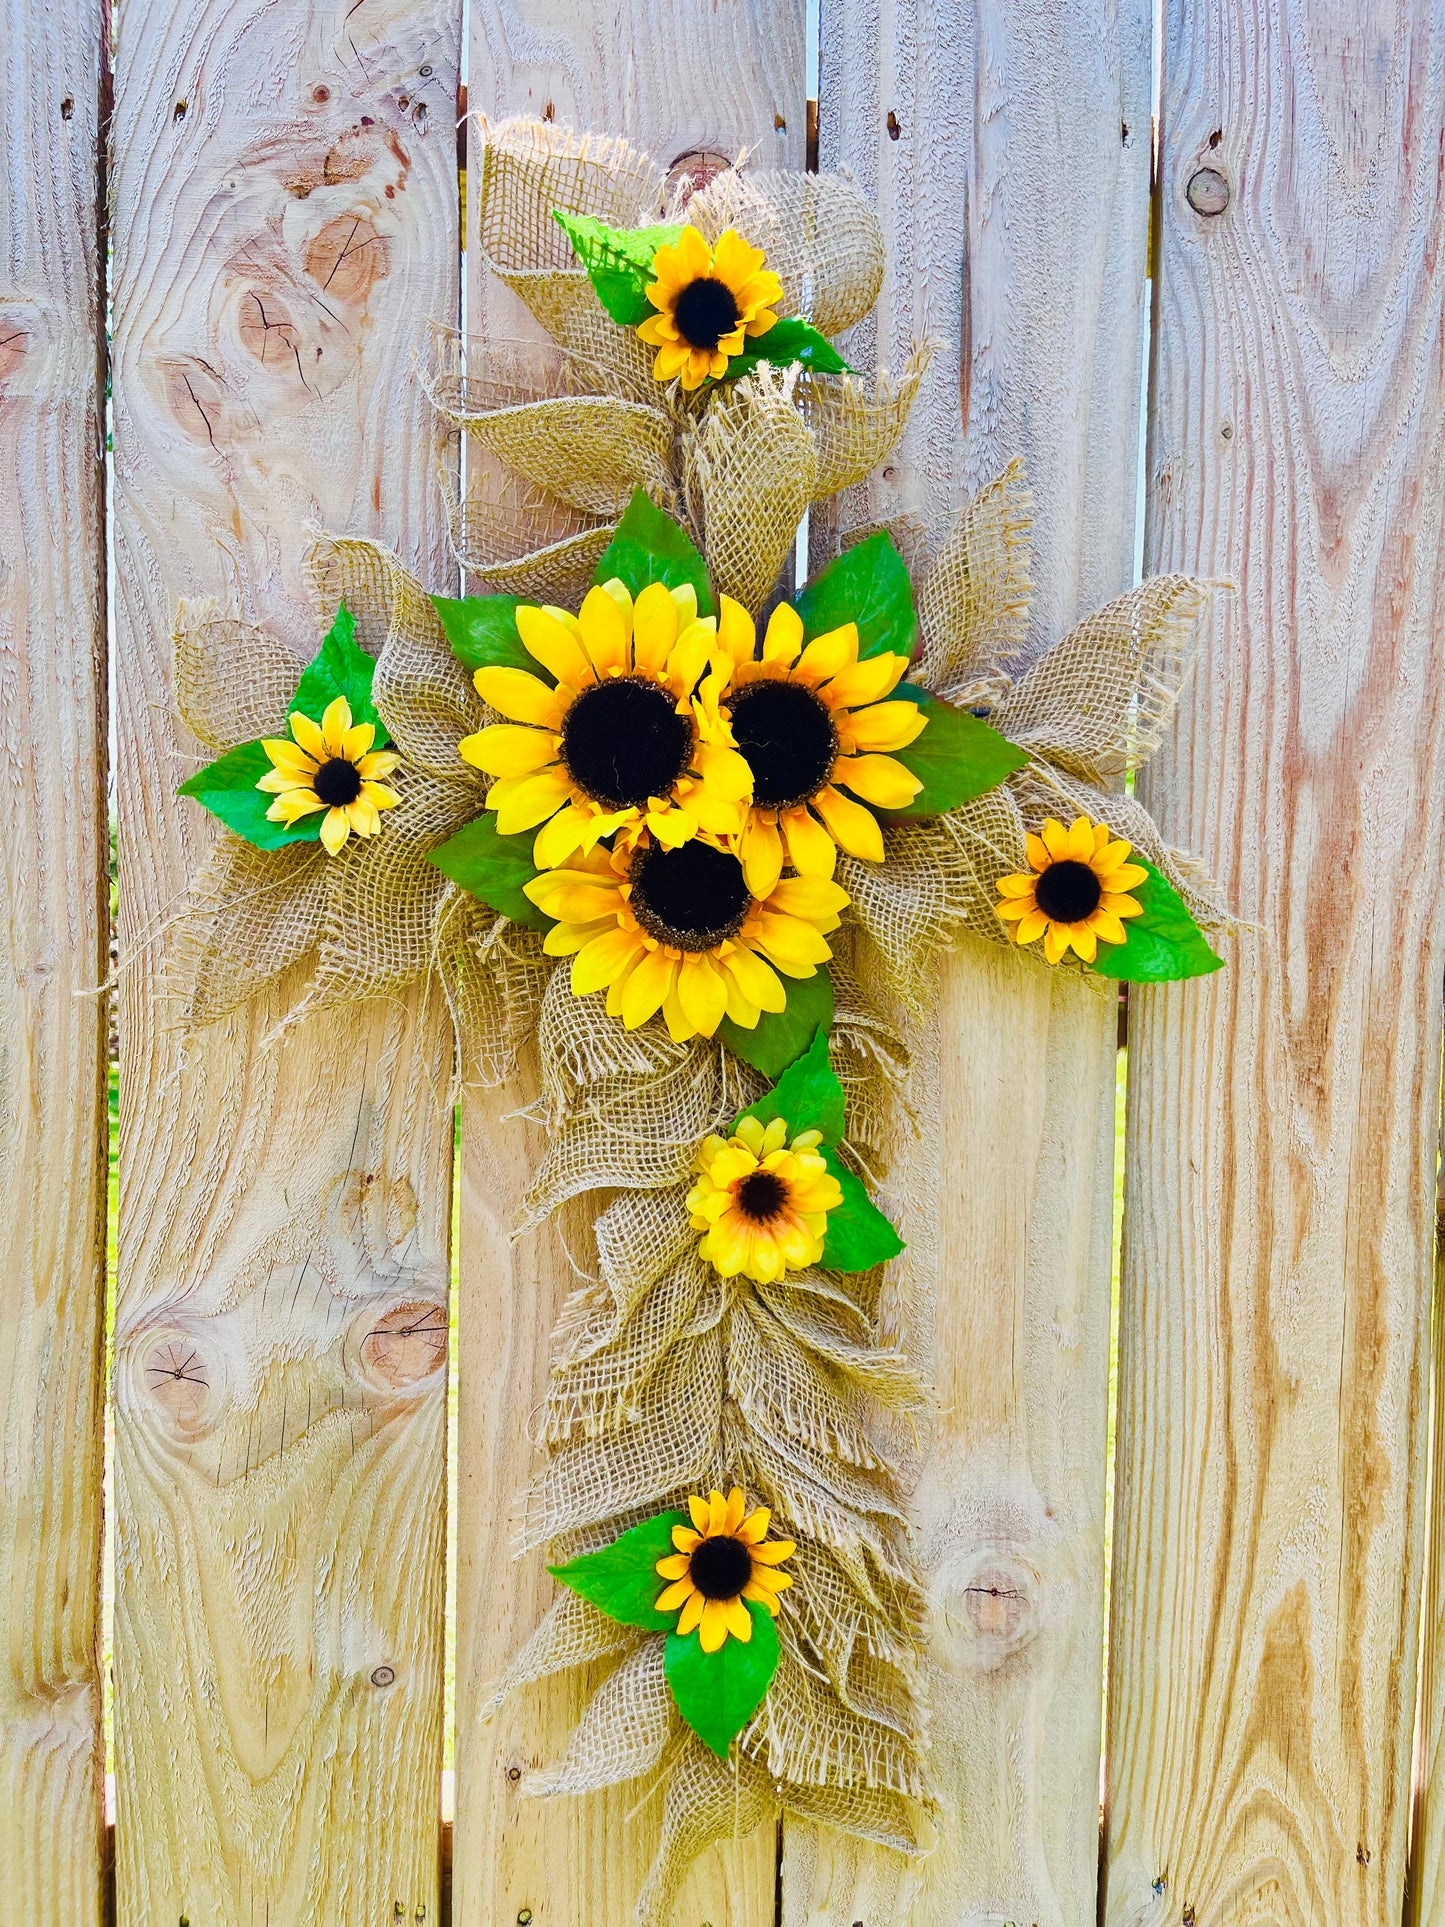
[257, 696, 401, 856]
[687, 1114, 842, 1283]
[523, 835, 847, 1042]
[714, 597, 927, 896]
[636, 226, 783, 390]
[459, 579, 752, 866]
[654, 1488, 795, 1652]
[995, 815, 1148, 963]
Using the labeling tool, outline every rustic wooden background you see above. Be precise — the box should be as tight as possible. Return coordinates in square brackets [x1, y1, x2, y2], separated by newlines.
[3, 0, 1445, 1923]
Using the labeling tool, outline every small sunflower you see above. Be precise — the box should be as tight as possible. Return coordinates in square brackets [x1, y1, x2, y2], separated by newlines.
[714, 597, 927, 896]
[523, 836, 848, 1042]
[460, 579, 752, 866]
[995, 815, 1149, 963]
[654, 1487, 795, 1652]
[636, 226, 783, 390]
[687, 1114, 843, 1283]
[257, 696, 401, 856]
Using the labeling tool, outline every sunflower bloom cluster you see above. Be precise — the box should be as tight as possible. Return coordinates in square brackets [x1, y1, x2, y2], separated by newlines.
[654, 1488, 795, 1651]
[257, 697, 401, 856]
[637, 226, 783, 390]
[996, 815, 1148, 963]
[714, 598, 927, 896]
[687, 1115, 842, 1283]
[459, 580, 751, 866]
[524, 839, 846, 1042]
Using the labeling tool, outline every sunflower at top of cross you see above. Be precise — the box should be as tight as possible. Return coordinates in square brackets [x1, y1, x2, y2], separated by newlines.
[634, 225, 784, 390]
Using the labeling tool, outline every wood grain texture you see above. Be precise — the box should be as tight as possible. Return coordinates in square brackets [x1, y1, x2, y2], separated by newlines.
[0, 2, 109, 1920]
[795, 5, 1150, 1923]
[455, 9, 802, 1923]
[1104, 7, 1445, 1924]
[1408, 1105, 1445, 1927]
[109, 1, 460, 1917]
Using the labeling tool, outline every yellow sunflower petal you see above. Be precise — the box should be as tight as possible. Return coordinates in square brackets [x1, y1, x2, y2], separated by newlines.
[1015, 910, 1050, 945]
[578, 584, 631, 676]
[355, 749, 401, 780]
[711, 227, 768, 290]
[571, 925, 644, 997]
[262, 737, 318, 775]
[750, 1536, 795, 1566]
[632, 580, 679, 675]
[673, 1525, 701, 1553]
[835, 753, 923, 810]
[288, 711, 328, 763]
[687, 1494, 711, 1534]
[768, 875, 849, 922]
[792, 623, 858, 687]
[724, 1488, 747, 1534]
[516, 604, 596, 688]
[490, 767, 573, 834]
[655, 1579, 695, 1613]
[532, 801, 593, 869]
[319, 807, 351, 856]
[753, 912, 833, 971]
[256, 767, 305, 795]
[1066, 816, 1097, 862]
[1100, 891, 1145, 920]
[619, 945, 677, 1029]
[321, 696, 353, 757]
[761, 601, 804, 667]
[722, 1596, 753, 1643]
[266, 791, 325, 822]
[1071, 925, 1098, 963]
[781, 805, 837, 877]
[1042, 922, 1071, 964]
[651, 339, 692, 383]
[719, 945, 787, 1015]
[1040, 818, 1071, 861]
[698, 1599, 732, 1653]
[636, 311, 679, 347]
[1087, 910, 1128, 946]
[655, 1553, 691, 1581]
[717, 596, 757, 668]
[1025, 831, 1051, 872]
[738, 1506, 770, 1545]
[341, 719, 376, 762]
[997, 872, 1039, 899]
[1105, 863, 1149, 893]
[462, 723, 559, 779]
[359, 781, 399, 811]
[841, 699, 928, 754]
[742, 1579, 784, 1614]
[739, 814, 784, 898]
[820, 651, 908, 710]
[996, 897, 1035, 922]
[676, 953, 729, 1037]
[677, 1589, 706, 1637]
[813, 784, 885, 862]
[678, 347, 714, 391]
[473, 665, 568, 728]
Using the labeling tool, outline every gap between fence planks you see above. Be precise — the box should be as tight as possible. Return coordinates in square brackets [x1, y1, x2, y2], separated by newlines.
[109, 1, 460, 1918]
[0, 4, 110, 1922]
[788, 5, 1150, 1925]
[453, 8, 803, 1925]
[1105, 6, 1445, 1924]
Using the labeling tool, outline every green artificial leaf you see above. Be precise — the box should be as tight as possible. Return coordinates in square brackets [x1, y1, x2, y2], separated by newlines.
[290, 603, 385, 736]
[1088, 857, 1224, 984]
[592, 488, 715, 618]
[719, 966, 835, 1081]
[727, 313, 851, 380]
[550, 1510, 690, 1632]
[734, 1024, 845, 1147]
[427, 814, 550, 929]
[820, 1147, 906, 1273]
[873, 685, 1029, 820]
[177, 740, 323, 850]
[665, 1600, 780, 1759]
[554, 210, 685, 327]
[794, 533, 916, 661]
[433, 593, 531, 677]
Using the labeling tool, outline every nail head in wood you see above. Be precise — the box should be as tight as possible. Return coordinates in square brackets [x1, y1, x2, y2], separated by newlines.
[371, 1664, 396, 1687]
[1186, 166, 1229, 216]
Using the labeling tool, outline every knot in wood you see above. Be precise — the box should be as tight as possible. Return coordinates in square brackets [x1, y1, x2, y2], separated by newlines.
[370, 1664, 395, 1688]
[1186, 166, 1229, 216]
[935, 1547, 1042, 1668]
[664, 149, 731, 205]
[360, 1300, 447, 1391]
[140, 1329, 220, 1439]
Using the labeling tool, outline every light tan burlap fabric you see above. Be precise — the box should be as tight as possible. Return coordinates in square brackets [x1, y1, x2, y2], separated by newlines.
[419, 115, 932, 605]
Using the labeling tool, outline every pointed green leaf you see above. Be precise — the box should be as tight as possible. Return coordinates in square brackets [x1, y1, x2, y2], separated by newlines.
[727, 313, 850, 380]
[177, 740, 323, 849]
[734, 1025, 845, 1146]
[718, 966, 834, 1081]
[427, 813, 550, 929]
[1088, 857, 1224, 984]
[550, 1510, 690, 1631]
[592, 488, 715, 618]
[873, 685, 1029, 820]
[819, 1148, 906, 1273]
[794, 533, 916, 661]
[433, 593, 532, 677]
[289, 603, 386, 737]
[665, 1601, 780, 1759]
[554, 210, 685, 327]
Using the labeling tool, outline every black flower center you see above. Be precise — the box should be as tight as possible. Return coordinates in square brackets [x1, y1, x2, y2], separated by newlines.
[630, 840, 752, 953]
[313, 757, 363, 807]
[672, 275, 742, 352]
[736, 1168, 789, 1223]
[727, 680, 839, 810]
[688, 1532, 754, 1601]
[1033, 858, 1102, 924]
[561, 677, 692, 811]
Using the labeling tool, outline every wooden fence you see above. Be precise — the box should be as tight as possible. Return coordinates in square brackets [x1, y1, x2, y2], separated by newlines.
[2, 0, 1444, 1922]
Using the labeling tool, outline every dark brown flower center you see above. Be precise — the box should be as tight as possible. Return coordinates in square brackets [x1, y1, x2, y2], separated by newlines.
[1033, 858, 1102, 924]
[561, 676, 692, 811]
[688, 1532, 754, 1601]
[727, 680, 838, 810]
[313, 756, 363, 807]
[672, 275, 741, 352]
[630, 840, 752, 952]
[736, 1169, 788, 1223]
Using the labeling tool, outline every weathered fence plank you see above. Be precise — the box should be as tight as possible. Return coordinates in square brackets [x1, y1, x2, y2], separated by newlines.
[790, 5, 1149, 1923]
[0, 3, 109, 1920]
[453, 8, 803, 1924]
[1105, 7, 1445, 1924]
[109, 1, 460, 1917]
